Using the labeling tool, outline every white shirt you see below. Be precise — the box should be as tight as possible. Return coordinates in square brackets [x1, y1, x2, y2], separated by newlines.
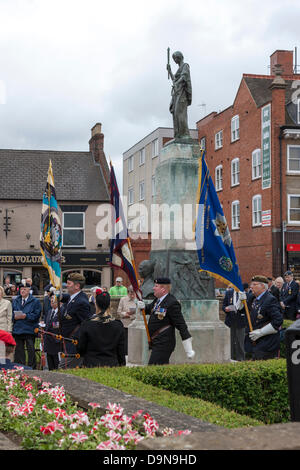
[69, 291, 80, 303]
[156, 293, 168, 307]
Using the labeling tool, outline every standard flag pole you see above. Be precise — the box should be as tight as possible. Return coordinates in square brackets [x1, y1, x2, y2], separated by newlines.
[40, 159, 63, 339]
[194, 150, 253, 332]
[109, 161, 151, 347]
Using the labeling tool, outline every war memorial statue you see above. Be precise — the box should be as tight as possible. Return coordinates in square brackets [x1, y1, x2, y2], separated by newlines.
[129, 50, 230, 365]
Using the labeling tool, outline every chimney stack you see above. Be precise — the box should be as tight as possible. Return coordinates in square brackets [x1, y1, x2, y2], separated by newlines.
[270, 50, 294, 77]
[89, 123, 110, 188]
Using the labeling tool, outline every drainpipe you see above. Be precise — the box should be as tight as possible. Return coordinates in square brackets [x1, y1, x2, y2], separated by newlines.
[279, 129, 284, 273]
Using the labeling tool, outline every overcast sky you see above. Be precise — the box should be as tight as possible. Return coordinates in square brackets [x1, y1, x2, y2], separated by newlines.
[1, 0, 300, 189]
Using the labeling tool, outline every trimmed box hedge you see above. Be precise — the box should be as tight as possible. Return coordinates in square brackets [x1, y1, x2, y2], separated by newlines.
[124, 359, 289, 424]
[63, 367, 263, 429]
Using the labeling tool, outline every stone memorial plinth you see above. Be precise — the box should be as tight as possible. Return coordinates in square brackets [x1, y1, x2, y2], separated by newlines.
[128, 139, 230, 365]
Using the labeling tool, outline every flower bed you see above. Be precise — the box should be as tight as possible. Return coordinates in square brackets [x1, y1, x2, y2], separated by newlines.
[0, 368, 191, 450]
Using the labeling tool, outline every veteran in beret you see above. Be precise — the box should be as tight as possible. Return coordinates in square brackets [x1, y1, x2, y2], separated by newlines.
[245, 275, 283, 360]
[137, 277, 195, 365]
[280, 271, 299, 321]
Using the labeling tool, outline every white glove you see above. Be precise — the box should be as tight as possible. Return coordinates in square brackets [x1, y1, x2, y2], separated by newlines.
[239, 291, 247, 301]
[137, 301, 145, 310]
[249, 323, 277, 342]
[49, 287, 56, 293]
[182, 338, 195, 359]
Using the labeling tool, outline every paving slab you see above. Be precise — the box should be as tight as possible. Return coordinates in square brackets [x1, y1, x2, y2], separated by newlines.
[0, 432, 21, 450]
[25, 370, 220, 433]
[137, 422, 300, 450]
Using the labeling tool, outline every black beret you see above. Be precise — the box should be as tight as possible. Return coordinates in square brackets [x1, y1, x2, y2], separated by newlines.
[284, 271, 293, 276]
[154, 277, 171, 285]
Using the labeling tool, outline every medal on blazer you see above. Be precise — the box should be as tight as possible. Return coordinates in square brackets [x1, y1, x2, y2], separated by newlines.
[156, 307, 167, 320]
[289, 289, 292, 295]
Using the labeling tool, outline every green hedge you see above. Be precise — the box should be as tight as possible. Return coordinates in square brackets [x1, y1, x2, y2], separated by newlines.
[124, 360, 289, 424]
[62, 367, 263, 429]
[279, 320, 294, 359]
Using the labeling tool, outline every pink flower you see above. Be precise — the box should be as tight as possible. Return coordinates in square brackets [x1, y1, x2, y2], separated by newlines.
[106, 402, 124, 417]
[53, 408, 68, 420]
[96, 440, 125, 450]
[69, 432, 88, 444]
[106, 430, 122, 442]
[40, 424, 55, 435]
[131, 410, 143, 420]
[174, 430, 191, 436]
[88, 402, 101, 409]
[123, 430, 143, 445]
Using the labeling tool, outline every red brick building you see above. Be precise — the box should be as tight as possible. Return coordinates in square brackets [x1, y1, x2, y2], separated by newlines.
[197, 50, 300, 284]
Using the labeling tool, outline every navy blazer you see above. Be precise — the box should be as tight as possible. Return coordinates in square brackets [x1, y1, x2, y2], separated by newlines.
[280, 280, 299, 317]
[245, 290, 283, 353]
[145, 294, 191, 351]
[61, 291, 91, 353]
[43, 307, 61, 355]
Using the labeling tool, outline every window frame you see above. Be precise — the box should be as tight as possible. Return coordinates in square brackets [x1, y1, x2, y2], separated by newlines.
[287, 145, 300, 174]
[152, 139, 159, 158]
[128, 186, 134, 206]
[215, 130, 223, 150]
[231, 157, 240, 187]
[215, 164, 223, 191]
[231, 115, 240, 142]
[288, 194, 300, 225]
[252, 194, 262, 227]
[139, 180, 145, 201]
[139, 148, 145, 166]
[62, 211, 85, 248]
[231, 200, 240, 230]
[252, 148, 262, 180]
[128, 155, 134, 172]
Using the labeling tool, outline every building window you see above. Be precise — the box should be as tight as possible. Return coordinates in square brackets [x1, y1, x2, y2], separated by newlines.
[139, 181, 145, 201]
[231, 158, 240, 186]
[62, 212, 85, 247]
[152, 139, 159, 158]
[200, 137, 206, 150]
[287, 145, 300, 173]
[252, 149, 262, 179]
[232, 200, 240, 230]
[152, 175, 156, 197]
[128, 155, 134, 172]
[128, 187, 134, 205]
[139, 148, 145, 166]
[215, 165, 223, 191]
[231, 115, 240, 142]
[298, 99, 300, 125]
[252, 195, 262, 226]
[288, 194, 300, 224]
[215, 130, 223, 150]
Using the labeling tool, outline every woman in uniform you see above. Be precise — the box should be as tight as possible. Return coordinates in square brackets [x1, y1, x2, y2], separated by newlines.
[76, 289, 126, 368]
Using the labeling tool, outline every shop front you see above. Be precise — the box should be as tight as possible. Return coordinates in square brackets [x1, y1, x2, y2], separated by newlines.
[0, 251, 112, 292]
[287, 243, 300, 279]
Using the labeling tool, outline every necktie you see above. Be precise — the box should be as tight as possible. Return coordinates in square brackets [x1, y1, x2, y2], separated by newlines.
[22, 299, 25, 307]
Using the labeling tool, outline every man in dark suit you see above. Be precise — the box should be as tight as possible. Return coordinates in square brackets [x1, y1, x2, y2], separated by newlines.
[246, 275, 283, 360]
[280, 271, 299, 321]
[44, 294, 61, 370]
[138, 277, 195, 365]
[60, 272, 91, 368]
[222, 285, 247, 361]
